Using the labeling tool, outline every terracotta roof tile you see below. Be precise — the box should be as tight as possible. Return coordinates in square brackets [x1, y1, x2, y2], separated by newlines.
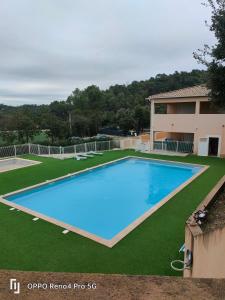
[148, 85, 210, 100]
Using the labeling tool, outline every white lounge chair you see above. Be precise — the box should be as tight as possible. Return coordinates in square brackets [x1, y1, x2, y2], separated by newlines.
[74, 155, 87, 161]
[88, 151, 103, 155]
[79, 153, 94, 158]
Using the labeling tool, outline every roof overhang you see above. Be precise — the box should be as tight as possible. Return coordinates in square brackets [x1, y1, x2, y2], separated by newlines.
[146, 96, 209, 103]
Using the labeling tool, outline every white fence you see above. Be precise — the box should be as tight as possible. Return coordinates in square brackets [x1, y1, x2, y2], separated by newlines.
[0, 140, 121, 159]
[153, 140, 193, 153]
[0, 139, 194, 159]
[0, 144, 30, 158]
[119, 138, 193, 153]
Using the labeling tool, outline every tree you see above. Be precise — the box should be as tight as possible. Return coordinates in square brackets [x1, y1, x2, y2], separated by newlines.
[15, 113, 37, 143]
[0, 131, 17, 145]
[50, 101, 74, 136]
[0, 69, 208, 146]
[194, 0, 225, 108]
[116, 108, 135, 131]
[43, 113, 69, 144]
[134, 105, 149, 134]
[71, 113, 91, 137]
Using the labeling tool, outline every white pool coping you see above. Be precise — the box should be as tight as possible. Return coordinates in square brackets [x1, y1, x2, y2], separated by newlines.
[0, 157, 41, 173]
[0, 156, 209, 247]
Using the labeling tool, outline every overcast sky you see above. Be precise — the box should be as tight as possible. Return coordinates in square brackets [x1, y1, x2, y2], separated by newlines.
[0, 0, 214, 106]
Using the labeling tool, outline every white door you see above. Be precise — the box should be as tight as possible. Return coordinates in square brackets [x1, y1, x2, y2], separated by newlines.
[198, 138, 208, 156]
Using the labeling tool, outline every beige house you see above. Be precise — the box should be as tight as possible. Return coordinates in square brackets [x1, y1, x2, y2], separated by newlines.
[147, 85, 225, 157]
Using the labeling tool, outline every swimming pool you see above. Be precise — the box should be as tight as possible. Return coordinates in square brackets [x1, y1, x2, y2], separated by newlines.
[1, 157, 207, 247]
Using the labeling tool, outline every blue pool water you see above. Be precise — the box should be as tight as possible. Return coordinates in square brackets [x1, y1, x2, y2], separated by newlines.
[7, 158, 202, 240]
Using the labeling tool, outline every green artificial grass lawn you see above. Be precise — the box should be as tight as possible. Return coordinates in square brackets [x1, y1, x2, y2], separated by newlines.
[0, 150, 224, 276]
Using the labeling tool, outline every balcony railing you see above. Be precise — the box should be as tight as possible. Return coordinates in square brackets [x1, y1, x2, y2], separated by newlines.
[153, 140, 193, 153]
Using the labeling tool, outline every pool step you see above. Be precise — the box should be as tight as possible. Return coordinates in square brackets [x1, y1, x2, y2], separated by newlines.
[32, 217, 39, 221]
[62, 229, 69, 234]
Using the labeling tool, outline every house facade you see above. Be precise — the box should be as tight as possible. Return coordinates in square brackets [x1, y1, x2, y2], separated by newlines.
[147, 85, 225, 157]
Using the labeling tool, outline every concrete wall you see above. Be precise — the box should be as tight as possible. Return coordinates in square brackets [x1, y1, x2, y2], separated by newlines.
[184, 226, 225, 278]
[120, 135, 150, 150]
[140, 134, 150, 143]
[120, 138, 138, 149]
[184, 177, 225, 279]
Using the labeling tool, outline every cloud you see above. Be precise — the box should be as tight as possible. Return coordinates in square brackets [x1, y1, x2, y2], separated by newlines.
[0, 0, 215, 105]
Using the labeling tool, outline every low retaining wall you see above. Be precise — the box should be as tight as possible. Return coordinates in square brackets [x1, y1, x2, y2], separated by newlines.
[184, 176, 225, 278]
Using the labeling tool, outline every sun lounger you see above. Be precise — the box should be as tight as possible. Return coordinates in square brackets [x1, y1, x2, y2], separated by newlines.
[74, 155, 87, 160]
[88, 151, 103, 155]
[79, 153, 94, 158]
